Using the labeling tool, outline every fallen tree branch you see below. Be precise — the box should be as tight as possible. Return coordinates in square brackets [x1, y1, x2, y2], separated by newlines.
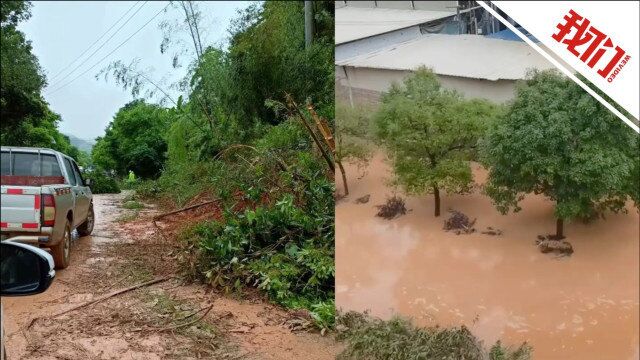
[28, 276, 172, 329]
[153, 219, 169, 242]
[153, 201, 218, 221]
[105, 274, 131, 291]
[155, 303, 215, 332]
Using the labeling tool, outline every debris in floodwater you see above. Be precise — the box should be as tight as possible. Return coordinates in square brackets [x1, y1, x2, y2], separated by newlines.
[481, 226, 502, 236]
[375, 195, 407, 219]
[443, 210, 476, 235]
[355, 194, 370, 204]
[536, 236, 574, 256]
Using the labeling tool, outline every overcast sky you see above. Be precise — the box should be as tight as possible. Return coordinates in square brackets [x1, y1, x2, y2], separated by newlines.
[19, 1, 251, 141]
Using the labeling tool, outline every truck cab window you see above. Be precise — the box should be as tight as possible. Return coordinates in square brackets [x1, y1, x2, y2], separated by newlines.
[41, 155, 63, 177]
[1, 152, 9, 175]
[71, 161, 85, 186]
[12, 153, 62, 177]
[63, 158, 77, 186]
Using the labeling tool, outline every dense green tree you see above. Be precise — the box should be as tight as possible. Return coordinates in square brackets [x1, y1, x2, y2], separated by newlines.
[101, 1, 335, 164]
[1, 1, 83, 162]
[481, 70, 640, 238]
[1, 1, 47, 140]
[92, 100, 173, 178]
[376, 68, 498, 217]
[226, 1, 334, 124]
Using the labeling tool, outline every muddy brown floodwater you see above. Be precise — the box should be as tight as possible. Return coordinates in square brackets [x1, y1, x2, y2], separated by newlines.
[336, 152, 639, 360]
[2, 192, 339, 360]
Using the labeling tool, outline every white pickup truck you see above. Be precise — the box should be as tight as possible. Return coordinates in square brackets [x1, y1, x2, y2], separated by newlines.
[0, 147, 95, 269]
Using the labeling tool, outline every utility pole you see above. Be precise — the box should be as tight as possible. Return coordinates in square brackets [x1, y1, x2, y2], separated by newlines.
[304, 1, 314, 48]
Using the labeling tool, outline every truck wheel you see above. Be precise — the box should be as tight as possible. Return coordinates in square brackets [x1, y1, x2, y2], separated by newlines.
[77, 204, 95, 237]
[51, 221, 71, 269]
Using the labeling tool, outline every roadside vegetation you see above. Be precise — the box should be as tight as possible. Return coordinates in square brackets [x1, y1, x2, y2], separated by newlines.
[89, 1, 336, 328]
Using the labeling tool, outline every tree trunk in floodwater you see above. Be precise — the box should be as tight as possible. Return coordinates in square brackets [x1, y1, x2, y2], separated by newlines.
[433, 186, 440, 217]
[337, 160, 349, 196]
[555, 218, 564, 239]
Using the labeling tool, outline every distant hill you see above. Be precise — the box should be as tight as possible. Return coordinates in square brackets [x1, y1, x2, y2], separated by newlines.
[65, 133, 95, 153]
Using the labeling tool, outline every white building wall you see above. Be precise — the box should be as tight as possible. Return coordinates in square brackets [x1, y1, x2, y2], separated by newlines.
[337, 66, 518, 105]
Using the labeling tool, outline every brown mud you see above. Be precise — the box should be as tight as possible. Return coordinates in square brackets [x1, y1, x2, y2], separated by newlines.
[2, 192, 338, 360]
[336, 152, 639, 360]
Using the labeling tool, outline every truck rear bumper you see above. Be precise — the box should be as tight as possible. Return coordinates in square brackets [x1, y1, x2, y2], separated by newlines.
[0, 235, 51, 245]
[0, 227, 54, 245]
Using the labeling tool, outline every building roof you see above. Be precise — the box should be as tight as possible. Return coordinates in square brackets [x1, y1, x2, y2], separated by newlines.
[335, 7, 456, 45]
[484, 27, 539, 42]
[336, 34, 557, 81]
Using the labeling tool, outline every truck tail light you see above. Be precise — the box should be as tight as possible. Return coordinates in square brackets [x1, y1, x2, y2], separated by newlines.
[42, 194, 56, 227]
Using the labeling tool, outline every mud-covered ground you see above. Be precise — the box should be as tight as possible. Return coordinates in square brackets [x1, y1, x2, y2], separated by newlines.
[2, 192, 338, 360]
[336, 153, 639, 360]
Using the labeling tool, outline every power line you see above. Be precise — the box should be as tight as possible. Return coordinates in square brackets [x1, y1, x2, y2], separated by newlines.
[46, 3, 170, 97]
[46, 1, 148, 91]
[48, 1, 141, 83]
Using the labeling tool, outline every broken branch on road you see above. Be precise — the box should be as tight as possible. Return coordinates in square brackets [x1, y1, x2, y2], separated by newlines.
[28, 276, 173, 329]
[154, 303, 215, 332]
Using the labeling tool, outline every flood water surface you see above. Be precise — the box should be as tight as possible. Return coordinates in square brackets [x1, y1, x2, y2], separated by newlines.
[336, 153, 639, 360]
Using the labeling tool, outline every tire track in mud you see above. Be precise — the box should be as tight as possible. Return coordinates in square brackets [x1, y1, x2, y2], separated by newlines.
[2, 192, 339, 360]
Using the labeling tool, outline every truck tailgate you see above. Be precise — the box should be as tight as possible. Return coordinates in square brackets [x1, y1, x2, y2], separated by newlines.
[0, 186, 41, 231]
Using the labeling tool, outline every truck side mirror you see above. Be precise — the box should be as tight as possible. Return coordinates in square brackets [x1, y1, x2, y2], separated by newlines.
[0, 242, 55, 296]
[85, 178, 92, 187]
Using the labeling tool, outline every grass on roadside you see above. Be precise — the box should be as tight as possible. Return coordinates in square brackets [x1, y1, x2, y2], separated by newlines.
[122, 200, 145, 210]
[336, 312, 532, 360]
[116, 209, 140, 223]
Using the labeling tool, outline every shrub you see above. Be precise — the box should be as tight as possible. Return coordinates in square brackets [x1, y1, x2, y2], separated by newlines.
[133, 179, 162, 200]
[85, 168, 120, 194]
[180, 192, 334, 319]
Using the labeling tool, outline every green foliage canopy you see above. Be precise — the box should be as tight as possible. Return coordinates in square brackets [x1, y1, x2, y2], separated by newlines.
[481, 70, 640, 234]
[92, 100, 173, 178]
[375, 67, 499, 216]
[226, 1, 334, 124]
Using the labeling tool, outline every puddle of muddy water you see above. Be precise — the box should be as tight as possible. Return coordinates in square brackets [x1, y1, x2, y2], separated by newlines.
[336, 153, 639, 360]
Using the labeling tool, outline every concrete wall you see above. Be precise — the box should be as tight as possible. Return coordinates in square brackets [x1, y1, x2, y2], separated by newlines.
[336, 66, 518, 105]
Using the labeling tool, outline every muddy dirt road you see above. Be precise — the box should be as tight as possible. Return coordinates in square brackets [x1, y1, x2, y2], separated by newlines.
[2, 192, 338, 360]
[336, 153, 639, 360]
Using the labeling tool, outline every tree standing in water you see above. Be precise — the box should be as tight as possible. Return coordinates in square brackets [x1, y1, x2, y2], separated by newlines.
[481, 70, 639, 238]
[375, 67, 497, 217]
